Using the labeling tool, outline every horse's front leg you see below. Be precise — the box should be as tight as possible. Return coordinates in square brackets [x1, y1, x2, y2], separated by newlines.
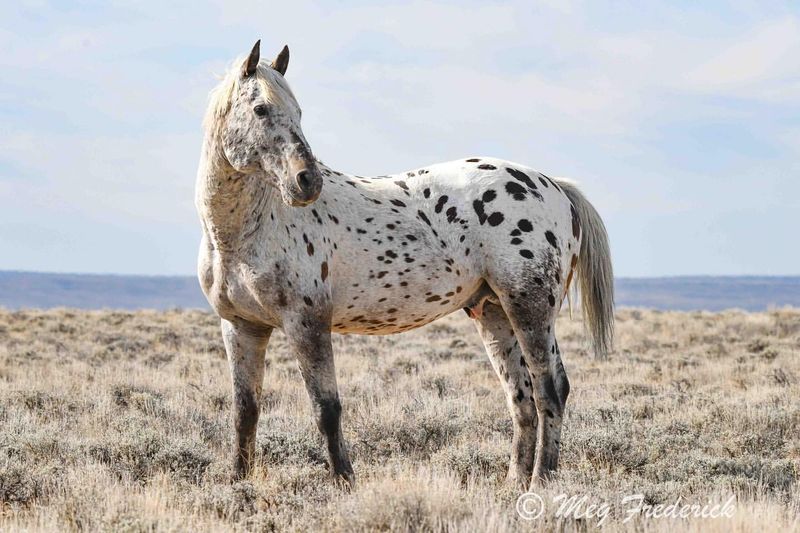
[221, 318, 272, 480]
[285, 318, 354, 487]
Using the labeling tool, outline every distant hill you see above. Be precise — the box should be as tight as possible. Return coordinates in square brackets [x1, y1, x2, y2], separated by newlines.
[614, 276, 800, 311]
[0, 271, 208, 310]
[0, 271, 798, 312]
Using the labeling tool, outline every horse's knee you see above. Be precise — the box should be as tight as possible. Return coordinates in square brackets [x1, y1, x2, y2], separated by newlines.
[511, 393, 537, 426]
[514, 408, 538, 443]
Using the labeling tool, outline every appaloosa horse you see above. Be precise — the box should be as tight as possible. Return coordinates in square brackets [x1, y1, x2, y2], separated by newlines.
[196, 41, 614, 490]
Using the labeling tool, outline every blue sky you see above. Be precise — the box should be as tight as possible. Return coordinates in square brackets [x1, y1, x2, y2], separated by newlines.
[1, 1, 798, 277]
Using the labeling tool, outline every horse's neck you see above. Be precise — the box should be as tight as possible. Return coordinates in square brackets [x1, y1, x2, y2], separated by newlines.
[196, 142, 276, 255]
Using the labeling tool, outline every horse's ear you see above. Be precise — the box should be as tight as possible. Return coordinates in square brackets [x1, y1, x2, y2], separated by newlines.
[242, 40, 261, 78]
[272, 45, 289, 76]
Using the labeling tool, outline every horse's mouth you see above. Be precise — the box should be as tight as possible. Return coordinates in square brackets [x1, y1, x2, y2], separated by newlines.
[285, 193, 319, 207]
[280, 179, 321, 206]
[283, 178, 322, 207]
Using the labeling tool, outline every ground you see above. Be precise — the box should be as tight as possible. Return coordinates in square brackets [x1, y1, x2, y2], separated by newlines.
[0, 307, 798, 532]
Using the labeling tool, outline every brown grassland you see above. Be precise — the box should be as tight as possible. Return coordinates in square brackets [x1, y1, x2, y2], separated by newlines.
[0, 307, 798, 532]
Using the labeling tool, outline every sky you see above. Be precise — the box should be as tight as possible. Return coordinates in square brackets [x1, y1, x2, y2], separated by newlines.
[1, 0, 798, 277]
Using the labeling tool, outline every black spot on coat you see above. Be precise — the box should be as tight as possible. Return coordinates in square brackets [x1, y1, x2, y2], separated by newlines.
[505, 181, 527, 200]
[545, 230, 558, 249]
[473, 200, 487, 224]
[446, 206, 458, 223]
[570, 204, 581, 238]
[505, 167, 537, 189]
[487, 212, 504, 226]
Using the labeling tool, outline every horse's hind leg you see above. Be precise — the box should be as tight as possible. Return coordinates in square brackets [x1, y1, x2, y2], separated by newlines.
[492, 282, 568, 484]
[552, 341, 570, 413]
[221, 318, 272, 479]
[474, 302, 537, 488]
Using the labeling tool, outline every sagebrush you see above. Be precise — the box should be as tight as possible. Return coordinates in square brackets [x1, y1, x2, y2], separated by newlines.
[0, 308, 798, 531]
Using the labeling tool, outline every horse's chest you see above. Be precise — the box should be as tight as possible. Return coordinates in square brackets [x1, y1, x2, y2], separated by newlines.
[200, 255, 289, 328]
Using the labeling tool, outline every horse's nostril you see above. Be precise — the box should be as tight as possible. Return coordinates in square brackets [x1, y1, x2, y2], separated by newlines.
[295, 170, 311, 191]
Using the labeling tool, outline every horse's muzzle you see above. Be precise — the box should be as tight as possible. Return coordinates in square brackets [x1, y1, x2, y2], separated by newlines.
[285, 162, 322, 206]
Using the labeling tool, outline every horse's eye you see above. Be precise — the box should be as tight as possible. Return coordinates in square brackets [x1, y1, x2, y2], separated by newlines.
[253, 104, 268, 117]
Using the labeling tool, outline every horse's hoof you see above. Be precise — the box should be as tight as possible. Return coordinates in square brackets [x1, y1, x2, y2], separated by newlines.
[230, 469, 249, 483]
[334, 471, 357, 491]
[230, 459, 253, 483]
[529, 467, 557, 488]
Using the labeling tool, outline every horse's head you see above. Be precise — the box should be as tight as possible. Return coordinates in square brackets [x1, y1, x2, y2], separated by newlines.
[208, 40, 322, 207]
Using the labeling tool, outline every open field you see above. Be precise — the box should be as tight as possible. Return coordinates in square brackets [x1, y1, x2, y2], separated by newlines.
[0, 307, 798, 532]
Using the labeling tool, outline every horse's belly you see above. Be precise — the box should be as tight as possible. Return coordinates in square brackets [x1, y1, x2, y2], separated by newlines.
[330, 276, 482, 335]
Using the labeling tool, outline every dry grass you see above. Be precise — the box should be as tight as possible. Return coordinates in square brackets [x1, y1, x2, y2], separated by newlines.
[0, 307, 798, 532]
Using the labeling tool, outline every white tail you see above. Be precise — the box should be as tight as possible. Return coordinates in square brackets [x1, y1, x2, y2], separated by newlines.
[556, 179, 615, 357]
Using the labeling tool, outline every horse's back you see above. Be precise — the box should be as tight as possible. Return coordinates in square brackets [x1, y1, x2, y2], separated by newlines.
[325, 156, 578, 334]
[384, 156, 578, 267]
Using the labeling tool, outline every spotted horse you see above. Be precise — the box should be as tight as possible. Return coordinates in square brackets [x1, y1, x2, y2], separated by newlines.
[196, 41, 615, 491]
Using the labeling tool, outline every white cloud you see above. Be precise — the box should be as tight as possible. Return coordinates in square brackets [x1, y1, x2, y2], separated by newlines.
[0, 129, 199, 225]
[683, 17, 800, 102]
